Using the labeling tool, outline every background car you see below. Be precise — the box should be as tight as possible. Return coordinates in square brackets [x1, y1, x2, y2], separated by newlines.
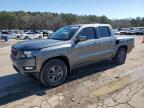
[0, 31, 17, 39]
[20, 32, 43, 40]
[42, 30, 54, 37]
[134, 29, 144, 35]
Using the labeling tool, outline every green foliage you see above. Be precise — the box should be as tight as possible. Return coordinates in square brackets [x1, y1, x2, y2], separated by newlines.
[0, 11, 143, 30]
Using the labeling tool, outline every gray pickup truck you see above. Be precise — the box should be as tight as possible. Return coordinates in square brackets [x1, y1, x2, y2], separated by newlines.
[11, 24, 134, 87]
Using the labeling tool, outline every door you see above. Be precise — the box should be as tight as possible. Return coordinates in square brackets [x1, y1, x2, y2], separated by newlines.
[97, 26, 115, 58]
[73, 27, 100, 66]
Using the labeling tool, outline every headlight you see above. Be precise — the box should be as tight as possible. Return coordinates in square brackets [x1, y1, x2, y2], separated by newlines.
[21, 51, 34, 58]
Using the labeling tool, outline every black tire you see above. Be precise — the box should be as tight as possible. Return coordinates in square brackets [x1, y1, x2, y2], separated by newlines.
[40, 59, 68, 87]
[39, 36, 42, 38]
[24, 36, 30, 40]
[17, 36, 20, 38]
[114, 47, 127, 65]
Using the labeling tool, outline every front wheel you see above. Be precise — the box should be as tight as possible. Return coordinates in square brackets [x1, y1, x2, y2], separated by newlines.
[40, 59, 68, 87]
[114, 47, 127, 65]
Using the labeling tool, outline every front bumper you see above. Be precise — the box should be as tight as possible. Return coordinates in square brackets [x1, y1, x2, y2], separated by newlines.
[11, 56, 37, 74]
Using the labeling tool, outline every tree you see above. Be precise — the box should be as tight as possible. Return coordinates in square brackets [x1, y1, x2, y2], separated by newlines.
[0, 11, 143, 30]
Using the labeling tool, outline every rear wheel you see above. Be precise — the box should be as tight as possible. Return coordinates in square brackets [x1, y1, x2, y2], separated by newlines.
[114, 47, 127, 65]
[39, 36, 42, 38]
[40, 59, 67, 87]
[17, 36, 20, 38]
[24, 36, 30, 40]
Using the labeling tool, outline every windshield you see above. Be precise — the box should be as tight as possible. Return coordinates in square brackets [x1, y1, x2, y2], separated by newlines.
[50, 26, 80, 40]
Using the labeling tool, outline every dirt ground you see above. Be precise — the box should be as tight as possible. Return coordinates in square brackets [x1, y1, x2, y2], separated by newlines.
[0, 39, 24, 48]
[0, 36, 144, 108]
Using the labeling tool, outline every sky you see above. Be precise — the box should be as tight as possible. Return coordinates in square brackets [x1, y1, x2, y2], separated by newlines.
[0, 0, 143, 19]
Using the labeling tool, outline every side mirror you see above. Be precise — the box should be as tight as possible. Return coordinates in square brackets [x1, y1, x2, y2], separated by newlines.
[76, 36, 87, 43]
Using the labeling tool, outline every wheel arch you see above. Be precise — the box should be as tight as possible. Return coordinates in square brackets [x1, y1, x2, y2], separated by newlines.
[112, 45, 128, 58]
[118, 45, 128, 53]
[40, 56, 71, 76]
[113, 45, 128, 64]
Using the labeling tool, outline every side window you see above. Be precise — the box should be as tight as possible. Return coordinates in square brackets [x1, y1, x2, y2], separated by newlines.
[79, 27, 96, 39]
[98, 26, 111, 38]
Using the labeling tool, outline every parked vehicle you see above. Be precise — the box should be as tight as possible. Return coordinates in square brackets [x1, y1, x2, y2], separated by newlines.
[134, 29, 144, 35]
[125, 30, 135, 35]
[14, 32, 23, 39]
[113, 29, 120, 35]
[20, 32, 43, 40]
[42, 30, 54, 37]
[11, 24, 134, 87]
[137, 27, 144, 32]
[1, 31, 17, 39]
[119, 28, 129, 35]
[122, 27, 144, 35]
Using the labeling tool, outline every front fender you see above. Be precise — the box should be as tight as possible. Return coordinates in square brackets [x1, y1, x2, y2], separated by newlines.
[36, 45, 72, 72]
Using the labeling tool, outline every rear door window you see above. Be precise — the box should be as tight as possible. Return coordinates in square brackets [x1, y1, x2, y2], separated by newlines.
[98, 26, 111, 38]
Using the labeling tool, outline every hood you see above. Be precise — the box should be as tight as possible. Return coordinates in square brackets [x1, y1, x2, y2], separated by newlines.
[12, 39, 65, 51]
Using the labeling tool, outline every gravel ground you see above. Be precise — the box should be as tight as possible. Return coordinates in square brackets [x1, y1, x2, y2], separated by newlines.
[0, 36, 144, 108]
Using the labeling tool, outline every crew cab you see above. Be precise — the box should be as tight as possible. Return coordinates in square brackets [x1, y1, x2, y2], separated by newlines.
[11, 24, 134, 87]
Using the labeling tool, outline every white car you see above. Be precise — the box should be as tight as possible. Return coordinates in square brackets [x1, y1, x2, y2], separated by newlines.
[21, 32, 43, 40]
[15, 32, 23, 39]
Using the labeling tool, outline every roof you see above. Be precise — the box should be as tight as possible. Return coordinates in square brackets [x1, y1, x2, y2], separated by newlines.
[70, 23, 111, 27]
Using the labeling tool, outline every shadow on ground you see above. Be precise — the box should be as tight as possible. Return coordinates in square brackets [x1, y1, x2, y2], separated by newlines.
[0, 60, 118, 106]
